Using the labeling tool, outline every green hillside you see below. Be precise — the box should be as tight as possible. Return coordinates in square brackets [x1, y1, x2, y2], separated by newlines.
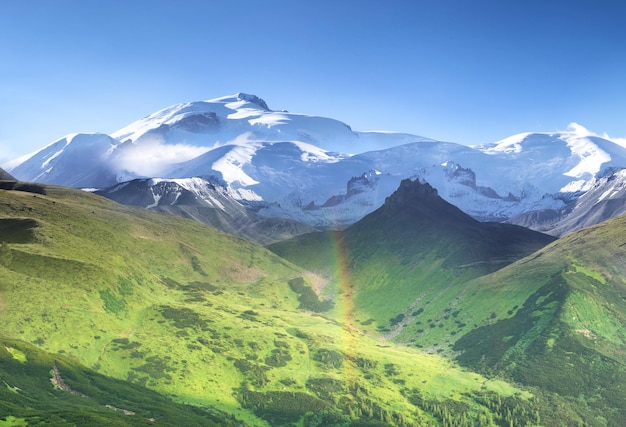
[269, 179, 555, 344]
[452, 216, 626, 425]
[0, 181, 572, 426]
[0, 337, 230, 426]
[270, 179, 626, 426]
[5, 179, 626, 425]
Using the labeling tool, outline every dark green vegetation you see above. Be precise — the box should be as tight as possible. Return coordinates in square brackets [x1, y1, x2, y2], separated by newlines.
[3, 178, 626, 425]
[0, 337, 231, 426]
[452, 220, 626, 425]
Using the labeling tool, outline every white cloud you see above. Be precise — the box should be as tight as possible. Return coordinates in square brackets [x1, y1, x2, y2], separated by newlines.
[114, 139, 210, 177]
[566, 122, 594, 137]
[565, 123, 626, 148]
[0, 141, 24, 168]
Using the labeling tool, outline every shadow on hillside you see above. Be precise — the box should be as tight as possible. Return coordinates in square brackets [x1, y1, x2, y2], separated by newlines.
[0, 218, 40, 244]
[0, 180, 47, 195]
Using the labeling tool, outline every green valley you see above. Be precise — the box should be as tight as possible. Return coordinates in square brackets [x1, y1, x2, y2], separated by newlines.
[1, 179, 626, 425]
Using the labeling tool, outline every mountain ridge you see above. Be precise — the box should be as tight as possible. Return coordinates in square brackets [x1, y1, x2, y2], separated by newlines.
[95, 176, 317, 244]
[269, 176, 626, 426]
[6, 94, 626, 236]
[268, 178, 556, 343]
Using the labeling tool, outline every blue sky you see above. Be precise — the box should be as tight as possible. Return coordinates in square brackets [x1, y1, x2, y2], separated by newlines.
[2, 0, 626, 163]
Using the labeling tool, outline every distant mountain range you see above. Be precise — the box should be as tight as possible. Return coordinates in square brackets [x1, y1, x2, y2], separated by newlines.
[6, 93, 626, 239]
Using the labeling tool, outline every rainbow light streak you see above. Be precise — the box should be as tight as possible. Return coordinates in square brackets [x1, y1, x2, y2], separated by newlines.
[330, 230, 359, 387]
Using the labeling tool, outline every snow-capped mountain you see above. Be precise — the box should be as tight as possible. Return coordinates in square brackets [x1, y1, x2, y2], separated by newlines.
[94, 175, 316, 244]
[508, 168, 626, 236]
[6, 93, 428, 188]
[6, 133, 122, 188]
[111, 93, 427, 154]
[6, 93, 626, 236]
[96, 176, 245, 214]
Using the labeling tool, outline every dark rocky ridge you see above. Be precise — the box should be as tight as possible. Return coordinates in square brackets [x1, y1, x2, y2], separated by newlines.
[0, 167, 15, 181]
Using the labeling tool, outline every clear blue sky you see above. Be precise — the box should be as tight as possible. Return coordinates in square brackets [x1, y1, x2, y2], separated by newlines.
[2, 0, 626, 163]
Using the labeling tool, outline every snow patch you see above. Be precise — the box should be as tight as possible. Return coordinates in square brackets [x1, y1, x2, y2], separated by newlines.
[483, 132, 531, 154]
[247, 112, 291, 126]
[146, 187, 162, 209]
[209, 133, 261, 186]
[41, 144, 69, 169]
[563, 136, 610, 178]
[597, 187, 618, 202]
[560, 180, 591, 193]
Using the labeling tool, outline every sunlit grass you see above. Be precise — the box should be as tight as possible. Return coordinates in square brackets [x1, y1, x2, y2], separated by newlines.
[4, 183, 626, 425]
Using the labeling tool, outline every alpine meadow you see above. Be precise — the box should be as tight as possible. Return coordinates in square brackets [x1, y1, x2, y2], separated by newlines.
[1, 168, 626, 425]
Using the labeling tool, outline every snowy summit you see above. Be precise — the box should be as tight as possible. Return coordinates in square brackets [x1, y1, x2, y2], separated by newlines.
[6, 96, 626, 235]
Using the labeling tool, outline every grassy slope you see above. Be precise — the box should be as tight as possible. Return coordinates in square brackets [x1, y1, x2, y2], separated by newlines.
[268, 180, 555, 348]
[269, 180, 626, 425]
[452, 217, 626, 425]
[0, 337, 228, 426]
[0, 183, 546, 426]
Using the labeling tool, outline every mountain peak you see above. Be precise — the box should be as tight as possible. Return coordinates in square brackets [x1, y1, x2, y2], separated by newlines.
[205, 93, 270, 111]
[235, 93, 270, 110]
[386, 178, 439, 204]
[381, 178, 466, 219]
[360, 178, 479, 231]
[0, 167, 15, 180]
